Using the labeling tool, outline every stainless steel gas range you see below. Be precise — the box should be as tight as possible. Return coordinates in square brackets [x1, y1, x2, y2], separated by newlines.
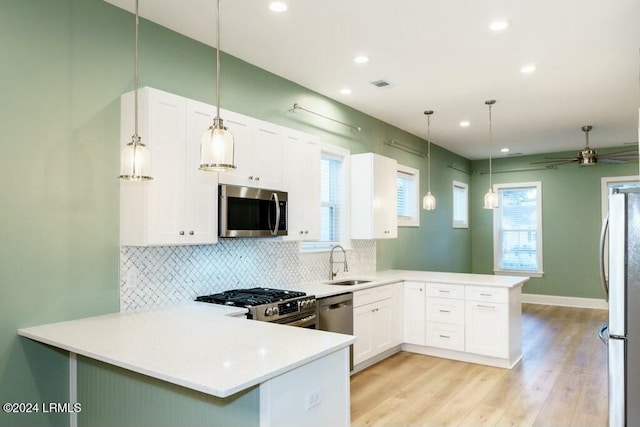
[196, 288, 317, 328]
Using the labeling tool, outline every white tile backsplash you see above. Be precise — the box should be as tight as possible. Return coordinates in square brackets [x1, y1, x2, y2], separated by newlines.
[119, 240, 376, 311]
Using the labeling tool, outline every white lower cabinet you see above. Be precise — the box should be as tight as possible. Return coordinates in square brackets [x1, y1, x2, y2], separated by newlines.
[353, 284, 400, 366]
[401, 281, 522, 369]
[465, 300, 508, 357]
[403, 281, 426, 345]
[464, 286, 511, 358]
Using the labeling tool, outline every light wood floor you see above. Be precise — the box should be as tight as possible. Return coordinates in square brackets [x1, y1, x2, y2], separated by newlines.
[350, 303, 608, 427]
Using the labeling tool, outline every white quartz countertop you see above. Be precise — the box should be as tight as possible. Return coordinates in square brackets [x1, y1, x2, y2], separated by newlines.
[300, 269, 529, 298]
[18, 302, 355, 398]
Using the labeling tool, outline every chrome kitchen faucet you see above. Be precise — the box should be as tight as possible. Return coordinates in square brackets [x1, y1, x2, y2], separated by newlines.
[329, 245, 348, 280]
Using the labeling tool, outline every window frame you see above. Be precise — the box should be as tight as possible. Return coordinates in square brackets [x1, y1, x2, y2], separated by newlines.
[397, 164, 420, 227]
[452, 180, 469, 229]
[492, 181, 544, 278]
[300, 143, 351, 252]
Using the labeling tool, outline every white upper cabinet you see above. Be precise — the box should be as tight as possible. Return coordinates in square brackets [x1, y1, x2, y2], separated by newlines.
[350, 153, 398, 239]
[218, 110, 283, 190]
[120, 87, 218, 246]
[282, 129, 321, 241]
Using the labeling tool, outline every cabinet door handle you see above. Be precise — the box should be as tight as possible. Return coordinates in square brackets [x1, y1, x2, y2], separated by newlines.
[477, 304, 495, 309]
[304, 230, 309, 234]
[255, 177, 260, 181]
[179, 231, 185, 236]
[299, 230, 304, 235]
[249, 176, 254, 180]
[189, 231, 194, 236]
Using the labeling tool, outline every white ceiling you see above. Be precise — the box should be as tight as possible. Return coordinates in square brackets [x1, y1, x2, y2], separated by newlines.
[105, 0, 640, 160]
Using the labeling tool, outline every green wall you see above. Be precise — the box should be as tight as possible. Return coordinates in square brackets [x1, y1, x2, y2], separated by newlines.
[470, 150, 638, 299]
[77, 357, 259, 427]
[1, 1, 469, 426]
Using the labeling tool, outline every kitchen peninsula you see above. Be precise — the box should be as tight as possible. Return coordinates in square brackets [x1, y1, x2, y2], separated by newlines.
[18, 303, 354, 427]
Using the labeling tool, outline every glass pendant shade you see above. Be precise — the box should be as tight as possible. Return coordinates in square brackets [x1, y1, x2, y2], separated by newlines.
[200, 0, 236, 172]
[200, 118, 236, 171]
[423, 192, 436, 210]
[483, 188, 498, 209]
[119, 136, 152, 180]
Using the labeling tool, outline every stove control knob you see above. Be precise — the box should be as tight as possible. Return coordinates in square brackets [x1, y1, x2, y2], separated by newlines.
[265, 307, 274, 317]
[273, 307, 279, 316]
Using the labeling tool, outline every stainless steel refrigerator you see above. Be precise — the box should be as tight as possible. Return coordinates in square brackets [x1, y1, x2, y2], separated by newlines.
[599, 188, 640, 427]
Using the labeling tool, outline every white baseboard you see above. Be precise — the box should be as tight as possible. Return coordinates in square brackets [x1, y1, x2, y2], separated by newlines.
[522, 293, 608, 310]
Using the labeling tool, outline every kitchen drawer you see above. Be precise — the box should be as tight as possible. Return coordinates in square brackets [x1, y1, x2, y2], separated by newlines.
[426, 297, 464, 325]
[426, 322, 465, 351]
[466, 286, 508, 304]
[425, 283, 464, 300]
[354, 284, 393, 307]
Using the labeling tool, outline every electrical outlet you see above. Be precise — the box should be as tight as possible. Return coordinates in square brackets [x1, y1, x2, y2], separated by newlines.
[304, 388, 322, 411]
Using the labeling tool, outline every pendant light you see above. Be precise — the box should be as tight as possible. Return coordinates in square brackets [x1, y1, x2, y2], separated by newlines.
[200, 0, 236, 171]
[422, 110, 436, 211]
[483, 99, 498, 209]
[119, 0, 152, 181]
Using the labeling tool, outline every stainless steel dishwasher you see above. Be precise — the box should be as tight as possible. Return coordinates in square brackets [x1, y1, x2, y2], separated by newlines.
[317, 293, 354, 371]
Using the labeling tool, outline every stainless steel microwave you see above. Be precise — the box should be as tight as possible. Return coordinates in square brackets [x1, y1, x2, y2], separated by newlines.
[219, 184, 288, 237]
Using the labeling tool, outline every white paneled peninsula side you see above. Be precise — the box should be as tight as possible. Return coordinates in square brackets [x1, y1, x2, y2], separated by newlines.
[18, 303, 354, 427]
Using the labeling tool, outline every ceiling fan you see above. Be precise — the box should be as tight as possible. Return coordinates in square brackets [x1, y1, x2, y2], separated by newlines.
[531, 125, 639, 167]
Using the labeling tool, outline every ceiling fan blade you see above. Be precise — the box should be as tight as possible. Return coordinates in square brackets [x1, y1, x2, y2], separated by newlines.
[599, 149, 639, 158]
[599, 158, 629, 164]
[530, 158, 578, 165]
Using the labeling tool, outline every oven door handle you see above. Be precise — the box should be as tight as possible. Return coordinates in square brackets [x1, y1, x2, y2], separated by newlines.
[270, 192, 280, 236]
[287, 314, 316, 328]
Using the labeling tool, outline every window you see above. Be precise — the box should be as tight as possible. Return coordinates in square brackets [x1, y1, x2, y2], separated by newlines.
[452, 181, 468, 228]
[301, 144, 350, 251]
[493, 182, 543, 277]
[397, 164, 420, 227]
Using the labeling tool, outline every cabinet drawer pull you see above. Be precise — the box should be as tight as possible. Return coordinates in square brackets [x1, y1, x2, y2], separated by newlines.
[477, 304, 495, 309]
[439, 289, 450, 293]
[179, 231, 185, 236]
[189, 231, 194, 235]
[249, 176, 254, 180]
[480, 293, 493, 297]
[439, 309, 451, 313]
[255, 177, 260, 181]
[439, 335, 451, 339]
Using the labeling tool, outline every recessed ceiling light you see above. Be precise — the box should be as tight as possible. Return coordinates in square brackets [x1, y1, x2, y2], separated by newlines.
[340, 88, 352, 95]
[353, 55, 370, 64]
[520, 64, 536, 74]
[489, 20, 510, 31]
[501, 148, 510, 153]
[459, 120, 470, 128]
[269, 1, 287, 12]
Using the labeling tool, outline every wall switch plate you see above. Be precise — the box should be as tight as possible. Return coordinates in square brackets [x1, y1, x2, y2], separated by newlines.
[304, 388, 322, 410]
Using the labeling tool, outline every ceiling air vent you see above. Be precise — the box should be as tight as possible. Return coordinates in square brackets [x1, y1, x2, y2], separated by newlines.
[371, 79, 392, 88]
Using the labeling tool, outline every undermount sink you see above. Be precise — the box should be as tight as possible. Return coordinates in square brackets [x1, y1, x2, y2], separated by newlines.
[329, 279, 372, 286]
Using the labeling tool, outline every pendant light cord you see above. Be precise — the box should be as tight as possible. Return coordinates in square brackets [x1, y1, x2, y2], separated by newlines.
[427, 115, 431, 193]
[133, 0, 139, 140]
[215, 0, 221, 120]
[488, 104, 492, 188]
[486, 100, 496, 189]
